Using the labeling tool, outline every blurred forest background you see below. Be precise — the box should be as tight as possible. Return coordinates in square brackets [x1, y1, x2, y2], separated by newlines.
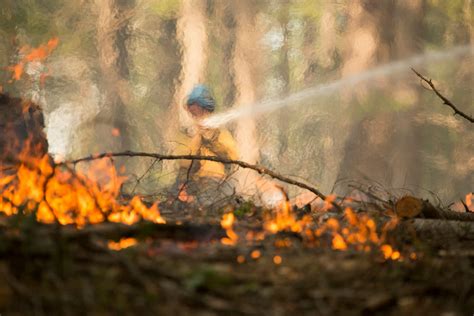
[0, 0, 472, 202]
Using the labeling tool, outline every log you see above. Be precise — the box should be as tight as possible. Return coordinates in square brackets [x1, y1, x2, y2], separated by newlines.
[60, 221, 226, 242]
[0, 220, 226, 259]
[395, 196, 474, 222]
[400, 218, 474, 242]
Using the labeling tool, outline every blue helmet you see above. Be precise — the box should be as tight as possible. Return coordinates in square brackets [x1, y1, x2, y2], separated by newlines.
[186, 84, 215, 112]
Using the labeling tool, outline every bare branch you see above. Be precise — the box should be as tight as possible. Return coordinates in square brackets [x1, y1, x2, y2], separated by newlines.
[67, 151, 342, 211]
[411, 68, 473, 124]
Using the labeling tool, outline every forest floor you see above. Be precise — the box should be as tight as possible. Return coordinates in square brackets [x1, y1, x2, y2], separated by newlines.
[0, 197, 473, 316]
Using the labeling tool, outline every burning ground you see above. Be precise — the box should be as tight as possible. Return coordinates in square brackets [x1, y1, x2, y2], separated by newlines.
[0, 134, 473, 315]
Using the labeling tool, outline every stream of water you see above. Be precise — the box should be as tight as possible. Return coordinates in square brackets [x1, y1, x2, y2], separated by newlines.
[202, 45, 473, 128]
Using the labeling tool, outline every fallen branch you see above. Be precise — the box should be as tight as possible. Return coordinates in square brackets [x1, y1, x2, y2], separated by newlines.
[67, 151, 342, 211]
[60, 221, 225, 242]
[406, 218, 474, 241]
[411, 68, 473, 124]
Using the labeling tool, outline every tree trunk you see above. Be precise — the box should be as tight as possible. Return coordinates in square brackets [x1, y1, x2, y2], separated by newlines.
[171, 0, 209, 131]
[232, 0, 261, 196]
[326, 0, 389, 192]
[94, 0, 133, 154]
[335, 1, 403, 192]
[315, 1, 337, 70]
[389, 0, 424, 189]
[277, 0, 291, 157]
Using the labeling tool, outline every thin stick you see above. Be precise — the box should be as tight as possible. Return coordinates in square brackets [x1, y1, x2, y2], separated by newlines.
[67, 151, 342, 211]
[411, 68, 473, 124]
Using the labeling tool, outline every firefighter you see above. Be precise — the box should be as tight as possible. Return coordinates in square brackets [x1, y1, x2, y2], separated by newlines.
[172, 84, 238, 207]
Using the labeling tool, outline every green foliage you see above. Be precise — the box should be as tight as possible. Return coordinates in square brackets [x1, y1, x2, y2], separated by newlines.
[234, 201, 256, 218]
[150, 0, 181, 19]
[424, 0, 471, 45]
[185, 265, 234, 292]
[290, 0, 323, 21]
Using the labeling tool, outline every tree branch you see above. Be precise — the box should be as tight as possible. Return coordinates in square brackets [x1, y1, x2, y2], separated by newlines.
[411, 68, 473, 124]
[67, 151, 342, 211]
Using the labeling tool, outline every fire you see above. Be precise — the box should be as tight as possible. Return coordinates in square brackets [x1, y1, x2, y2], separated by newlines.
[111, 128, 121, 137]
[256, 197, 403, 261]
[8, 37, 59, 82]
[250, 250, 261, 259]
[236, 255, 246, 264]
[0, 147, 165, 227]
[263, 201, 312, 234]
[332, 233, 348, 250]
[273, 255, 282, 265]
[220, 212, 238, 245]
[177, 184, 194, 203]
[108, 237, 138, 251]
[322, 194, 337, 211]
[466, 193, 473, 210]
[380, 244, 401, 261]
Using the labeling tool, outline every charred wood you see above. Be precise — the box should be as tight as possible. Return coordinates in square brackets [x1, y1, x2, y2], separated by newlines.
[0, 93, 48, 164]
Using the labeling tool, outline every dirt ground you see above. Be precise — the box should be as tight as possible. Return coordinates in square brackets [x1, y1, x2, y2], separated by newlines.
[1, 200, 473, 316]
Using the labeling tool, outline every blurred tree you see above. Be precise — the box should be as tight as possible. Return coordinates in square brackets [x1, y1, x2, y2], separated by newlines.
[206, 0, 236, 110]
[336, 0, 397, 190]
[170, 0, 209, 132]
[390, 0, 424, 189]
[232, 0, 263, 195]
[93, 0, 134, 154]
[277, 0, 291, 156]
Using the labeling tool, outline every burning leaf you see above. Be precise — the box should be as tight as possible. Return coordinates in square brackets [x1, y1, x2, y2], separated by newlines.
[108, 237, 138, 251]
[332, 234, 347, 250]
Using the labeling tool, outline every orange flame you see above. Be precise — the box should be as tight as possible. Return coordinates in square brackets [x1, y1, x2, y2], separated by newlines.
[108, 237, 138, 251]
[177, 184, 194, 203]
[0, 147, 165, 227]
[263, 201, 312, 234]
[111, 128, 120, 137]
[273, 255, 282, 265]
[8, 37, 59, 82]
[220, 212, 238, 245]
[250, 250, 261, 260]
[466, 193, 473, 211]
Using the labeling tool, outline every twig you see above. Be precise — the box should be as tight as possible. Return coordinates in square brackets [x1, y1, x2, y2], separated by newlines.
[130, 158, 159, 195]
[175, 159, 195, 202]
[67, 151, 342, 212]
[411, 68, 473, 124]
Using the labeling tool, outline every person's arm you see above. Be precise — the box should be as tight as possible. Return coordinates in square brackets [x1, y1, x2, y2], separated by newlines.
[201, 128, 238, 160]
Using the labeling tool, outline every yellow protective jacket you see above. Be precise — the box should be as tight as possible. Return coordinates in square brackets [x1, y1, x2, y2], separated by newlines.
[174, 126, 238, 180]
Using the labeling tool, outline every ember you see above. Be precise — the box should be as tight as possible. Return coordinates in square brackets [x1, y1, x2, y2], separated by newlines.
[108, 237, 138, 250]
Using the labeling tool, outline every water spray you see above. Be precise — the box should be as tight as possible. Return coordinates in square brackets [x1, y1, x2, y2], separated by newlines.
[202, 45, 473, 128]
